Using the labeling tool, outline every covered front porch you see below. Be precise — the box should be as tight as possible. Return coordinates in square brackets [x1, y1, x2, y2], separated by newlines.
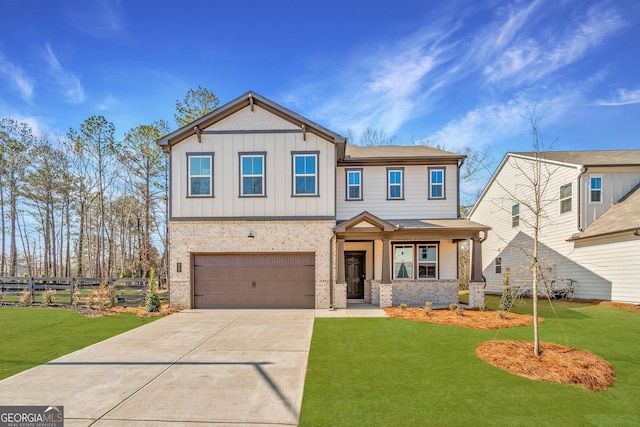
[332, 212, 489, 309]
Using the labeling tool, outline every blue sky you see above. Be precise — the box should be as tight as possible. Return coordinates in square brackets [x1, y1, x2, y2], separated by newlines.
[1, 0, 639, 192]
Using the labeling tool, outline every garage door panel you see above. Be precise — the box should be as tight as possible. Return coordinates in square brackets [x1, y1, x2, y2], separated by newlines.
[193, 253, 315, 308]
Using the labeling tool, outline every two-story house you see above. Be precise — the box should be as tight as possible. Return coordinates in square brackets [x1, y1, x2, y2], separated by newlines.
[469, 151, 640, 303]
[157, 91, 489, 309]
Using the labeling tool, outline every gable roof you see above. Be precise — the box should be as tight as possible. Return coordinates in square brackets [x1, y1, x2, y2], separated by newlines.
[340, 145, 465, 166]
[568, 183, 640, 241]
[156, 91, 347, 150]
[512, 150, 640, 167]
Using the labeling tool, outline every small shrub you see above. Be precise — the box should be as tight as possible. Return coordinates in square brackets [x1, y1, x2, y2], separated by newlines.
[399, 303, 407, 310]
[145, 268, 161, 313]
[449, 303, 458, 311]
[455, 307, 465, 316]
[478, 302, 487, 312]
[424, 301, 433, 316]
[497, 310, 508, 319]
[41, 289, 57, 305]
[19, 288, 33, 306]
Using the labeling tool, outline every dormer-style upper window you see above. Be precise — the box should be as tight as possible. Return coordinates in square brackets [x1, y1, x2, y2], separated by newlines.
[187, 153, 214, 197]
[590, 176, 602, 203]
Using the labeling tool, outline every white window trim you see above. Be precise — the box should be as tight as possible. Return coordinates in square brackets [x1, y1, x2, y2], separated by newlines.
[239, 152, 266, 197]
[187, 153, 214, 198]
[392, 243, 439, 280]
[292, 152, 319, 196]
[417, 244, 438, 279]
[511, 203, 520, 228]
[387, 168, 404, 200]
[560, 182, 572, 214]
[428, 167, 445, 199]
[345, 168, 363, 201]
[589, 175, 603, 204]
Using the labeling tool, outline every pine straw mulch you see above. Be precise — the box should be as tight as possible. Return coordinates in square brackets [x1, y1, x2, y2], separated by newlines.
[383, 307, 540, 329]
[476, 340, 615, 390]
[384, 307, 615, 390]
[74, 304, 182, 318]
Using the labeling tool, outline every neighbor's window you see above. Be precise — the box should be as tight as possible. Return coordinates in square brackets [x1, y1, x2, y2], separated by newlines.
[394, 245, 414, 279]
[240, 153, 265, 196]
[590, 176, 602, 203]
[387, 168, 404, 199]
[429, 168, 445, 199]
[511, 203, 520, 227]
[560, 183, 572, 213]
[187, 153, 213, 197]
[495, 257, 502, 274]
[292, 152, 318, 196]
[417, 244, 438, 279]
[346, 168, 363, 200]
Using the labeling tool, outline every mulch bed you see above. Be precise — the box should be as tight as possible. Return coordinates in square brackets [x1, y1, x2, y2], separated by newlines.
[384, 307, 540, 329]
[476, 340, 615, 390]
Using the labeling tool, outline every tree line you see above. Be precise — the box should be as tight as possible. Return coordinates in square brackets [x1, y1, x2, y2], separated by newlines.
[0, 86, 219, 279]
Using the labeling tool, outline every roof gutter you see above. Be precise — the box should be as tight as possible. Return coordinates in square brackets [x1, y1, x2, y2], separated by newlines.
[577, 166, 588, 232]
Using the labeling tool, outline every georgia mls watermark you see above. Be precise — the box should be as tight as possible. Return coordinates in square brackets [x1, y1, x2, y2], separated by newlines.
[0, 406, 63, 427]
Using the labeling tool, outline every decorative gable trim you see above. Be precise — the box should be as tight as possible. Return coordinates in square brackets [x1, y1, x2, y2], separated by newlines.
[335, 211, 397, 233]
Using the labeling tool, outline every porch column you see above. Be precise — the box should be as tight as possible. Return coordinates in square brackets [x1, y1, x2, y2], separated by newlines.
[337, 239, 346, 284]
[381, 238, 391, 283]
[471, 236, 483, 282]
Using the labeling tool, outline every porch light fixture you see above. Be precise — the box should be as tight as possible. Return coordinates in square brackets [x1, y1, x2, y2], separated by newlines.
[248, 231, 255, 238]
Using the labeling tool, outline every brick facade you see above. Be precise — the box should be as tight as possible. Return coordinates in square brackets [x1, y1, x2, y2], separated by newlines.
[371, 279, 458, 308]
[169, 220, 334, 308]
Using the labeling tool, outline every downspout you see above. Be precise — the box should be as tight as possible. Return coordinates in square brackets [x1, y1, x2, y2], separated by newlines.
[457, 158, 464, 218]
[577, 166, 588, 232]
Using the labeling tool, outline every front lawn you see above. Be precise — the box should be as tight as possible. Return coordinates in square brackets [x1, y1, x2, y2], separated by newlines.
[300, 297, 640, 426]
[0, 307, 157, 380]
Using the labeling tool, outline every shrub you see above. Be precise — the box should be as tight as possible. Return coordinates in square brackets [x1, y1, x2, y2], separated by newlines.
[499, 268, 513, 311]
[399, 303, 407, 310]
[19, 288, 33, 306]
[478, 302, 487, 312]
[424, 301, 433, 316]
[497, 310, 508, 319]
[41, 289, 57, 305]
[449, 303, 458, 311]
[455, 307, 465, 316]
[145, 268, 161, 313]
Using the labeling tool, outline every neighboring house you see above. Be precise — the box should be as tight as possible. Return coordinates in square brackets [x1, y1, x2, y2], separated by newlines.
[469, 151, 640, 303]
[157, 91, 489, 309]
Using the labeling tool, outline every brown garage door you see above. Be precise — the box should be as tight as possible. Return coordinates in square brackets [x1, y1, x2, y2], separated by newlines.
[193, 253, 315, 308]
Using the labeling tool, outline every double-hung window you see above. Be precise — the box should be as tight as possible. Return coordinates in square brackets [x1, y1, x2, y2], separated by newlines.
[240, 152, 265, 197]
[292, 152, 318, 196]
[560, 183, 572, 213]
[590, 176, 602, 203]
[187, 153, 213, 197]
[495, 257, 502, 274]
[346, 168, 363, 200]
[387, 168, 404, 200]
[511, 203, 520, 227]
[429, 168, 445, 199]
[417, 244, 438, 279]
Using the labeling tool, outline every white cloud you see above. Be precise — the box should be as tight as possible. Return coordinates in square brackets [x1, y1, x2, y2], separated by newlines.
[62, 0, 126, 38]
[0, 51, 35, 102]
[42, 44, 86, 104]
[594, 87, 640, 106]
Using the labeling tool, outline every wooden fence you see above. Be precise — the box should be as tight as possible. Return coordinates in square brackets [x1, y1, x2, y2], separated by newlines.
[0, 276, 169, 307]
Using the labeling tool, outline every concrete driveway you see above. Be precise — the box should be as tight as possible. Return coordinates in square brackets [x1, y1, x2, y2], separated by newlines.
[0, 309, 315, 426]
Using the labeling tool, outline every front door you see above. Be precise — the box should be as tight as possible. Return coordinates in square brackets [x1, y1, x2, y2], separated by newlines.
[345, 252, 365, 299]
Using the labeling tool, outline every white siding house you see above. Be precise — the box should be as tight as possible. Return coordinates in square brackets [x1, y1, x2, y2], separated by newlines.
[469, 151, 640, 303]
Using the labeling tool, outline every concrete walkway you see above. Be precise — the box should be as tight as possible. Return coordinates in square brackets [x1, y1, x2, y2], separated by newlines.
[0, 309, 315, 426]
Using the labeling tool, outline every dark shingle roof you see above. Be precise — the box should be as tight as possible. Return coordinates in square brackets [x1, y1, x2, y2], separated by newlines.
[512, 150, 640, 166]
[569, 183, 640, 241]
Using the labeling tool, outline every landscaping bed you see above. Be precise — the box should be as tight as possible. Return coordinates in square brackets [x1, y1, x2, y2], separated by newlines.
[384, 306, 539, 329]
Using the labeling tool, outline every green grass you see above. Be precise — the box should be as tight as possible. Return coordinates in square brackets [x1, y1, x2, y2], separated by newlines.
[300, 296, 640, 427]
[0, 307, 157, 380]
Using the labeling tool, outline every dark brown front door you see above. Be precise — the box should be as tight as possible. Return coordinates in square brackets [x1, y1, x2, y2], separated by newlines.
[345, 252, 365, 299]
